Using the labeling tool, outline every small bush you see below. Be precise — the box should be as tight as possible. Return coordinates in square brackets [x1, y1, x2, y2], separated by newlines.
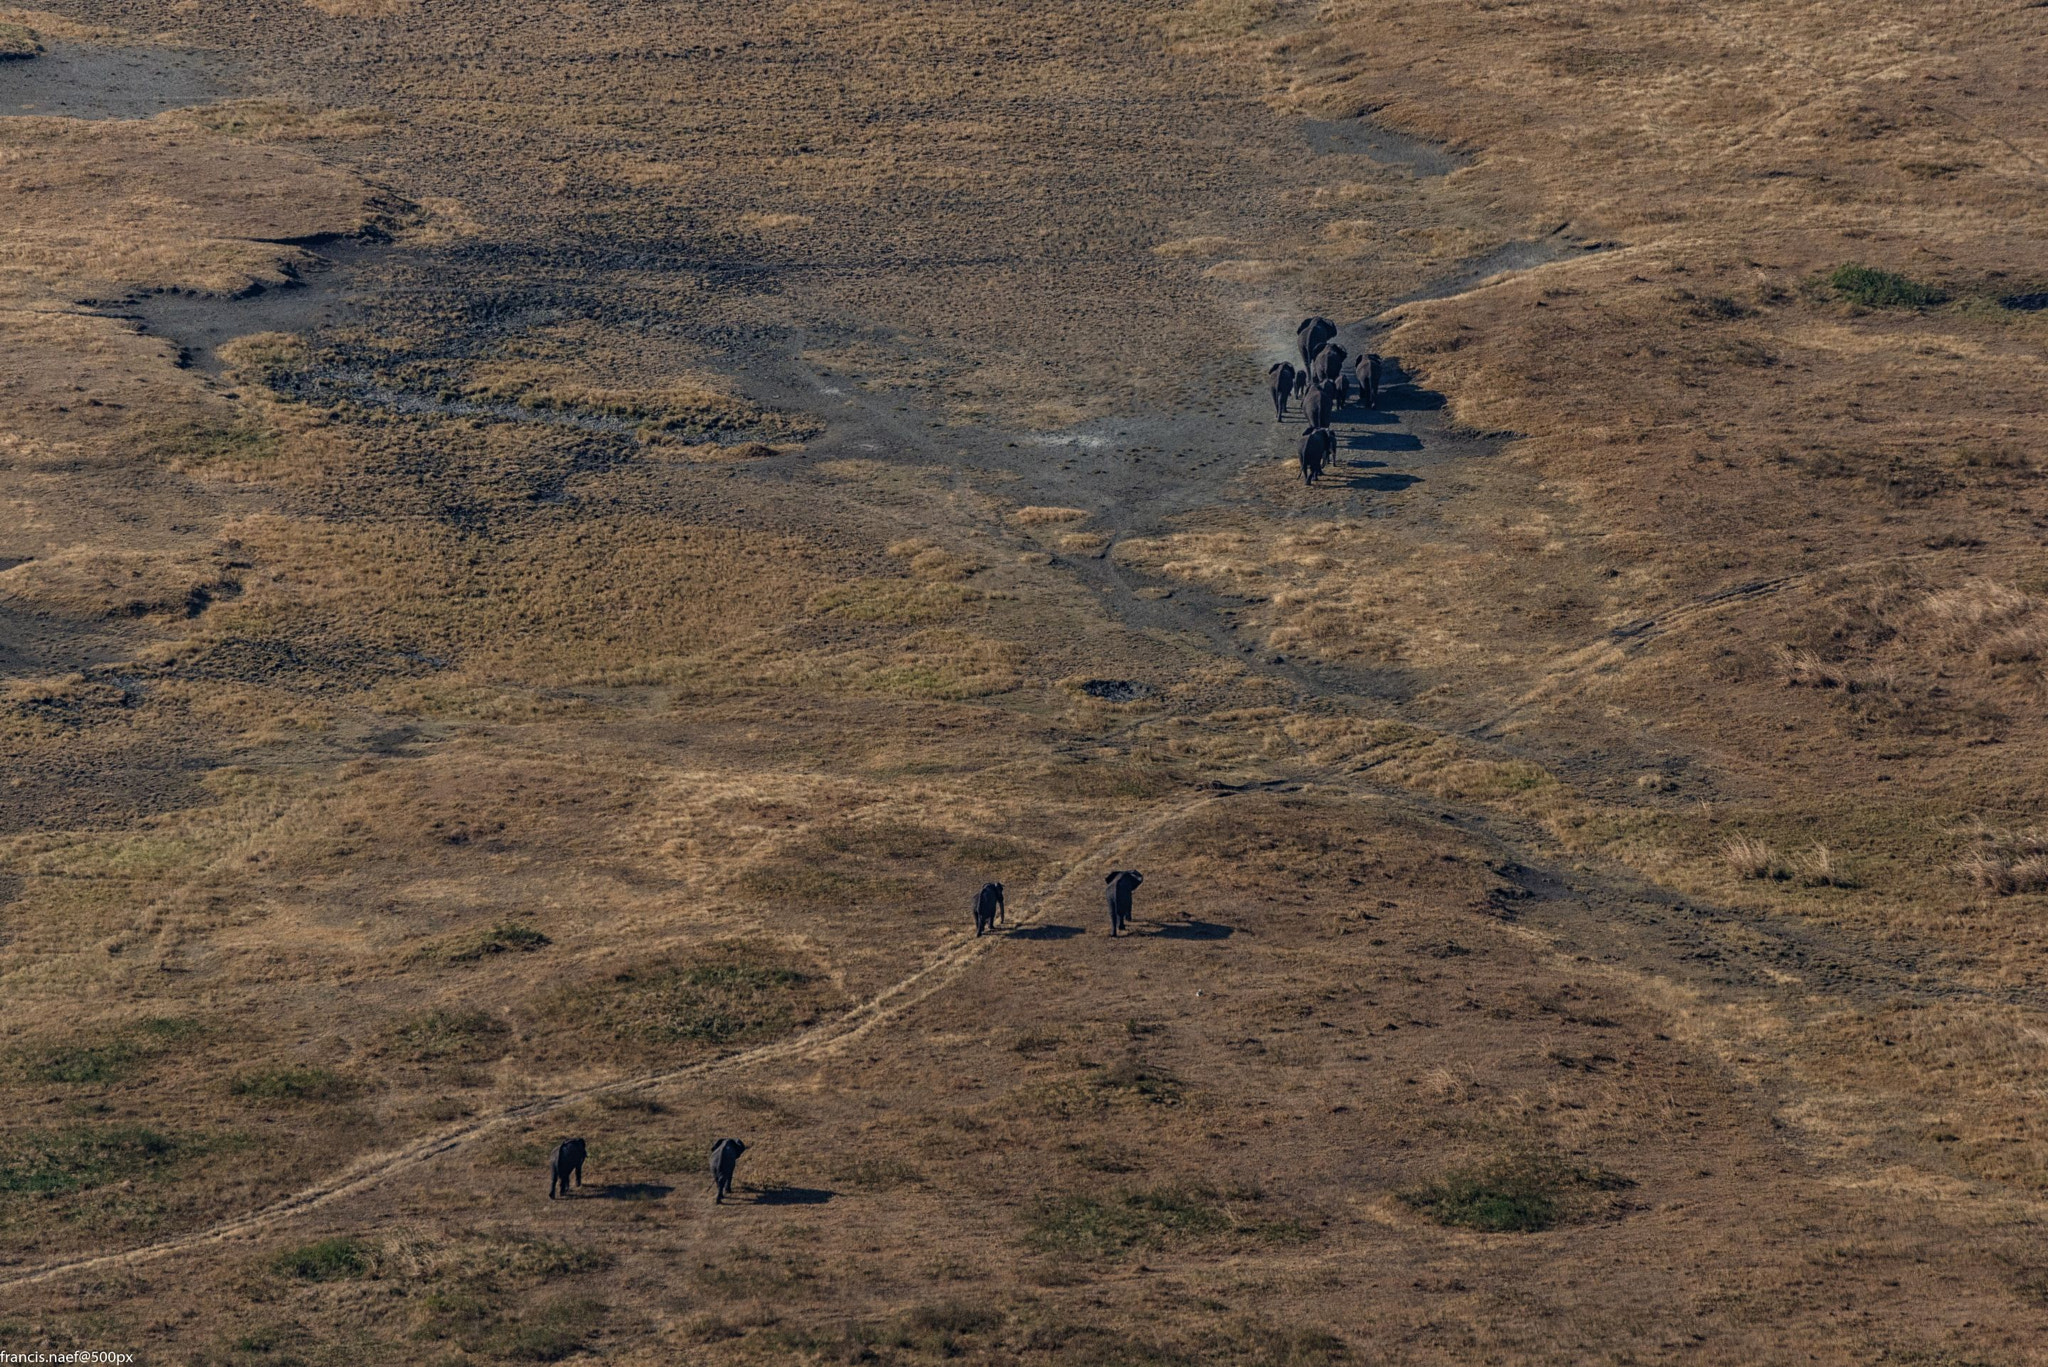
[230, 1066, 352, 1102]
[272, 1237, 374, 1281]
[1826, 263, 1948, 309]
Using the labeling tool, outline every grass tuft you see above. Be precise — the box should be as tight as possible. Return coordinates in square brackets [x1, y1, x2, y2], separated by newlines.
[1825, 263, 1948, 309]
[271, 1236, 374, 1281]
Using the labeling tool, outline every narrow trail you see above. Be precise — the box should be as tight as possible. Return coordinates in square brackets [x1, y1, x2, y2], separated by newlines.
[0, 793, 1221, 1291]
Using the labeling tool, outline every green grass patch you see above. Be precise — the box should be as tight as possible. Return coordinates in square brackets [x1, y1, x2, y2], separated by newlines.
[229, 1066, 353, 1103]
[556, 943, 828, 1049]
[272, 1236, 375, 1281]
[18, 1042, 137, 1086]
[1401, 1151, 1632, 1233]
[0, 1125, 189, 1198]
[1826, 263, 1949, 309]
[1028, 1187, 1231, 1257]
[391, 1009, 509, 1062]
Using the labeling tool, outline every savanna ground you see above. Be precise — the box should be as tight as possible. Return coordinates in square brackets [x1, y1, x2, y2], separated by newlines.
[2, 0, 2047, 1362]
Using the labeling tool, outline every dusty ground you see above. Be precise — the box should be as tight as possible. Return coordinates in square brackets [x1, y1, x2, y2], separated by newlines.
[2, 0, 2048, 1363]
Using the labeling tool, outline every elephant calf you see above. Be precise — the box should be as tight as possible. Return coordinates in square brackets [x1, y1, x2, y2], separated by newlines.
[710, 1137, 748, 1204]
[548, 1137, 586, 1200]
[973, 880, 1006, 936]
[1298, 426, 1335, 484]
[1105, 869, 1144, 936]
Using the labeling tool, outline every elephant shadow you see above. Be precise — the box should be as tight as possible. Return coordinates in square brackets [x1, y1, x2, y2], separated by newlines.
[1346, 430, 1423, 453]
[1377, 384, 1445, 413]
[1009, 924, 1084, 940]
[1146, 920, 1237, 940]
[1345, 472, 1423, 492]
[751, 1185, 836, 1206]
[584, 1182, 673, 1201]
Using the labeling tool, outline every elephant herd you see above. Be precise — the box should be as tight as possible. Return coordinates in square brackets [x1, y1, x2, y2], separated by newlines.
[1269, 315, 1383, 485]
[546, 871, 1150, 1204]
[972, 871, 1145, 938]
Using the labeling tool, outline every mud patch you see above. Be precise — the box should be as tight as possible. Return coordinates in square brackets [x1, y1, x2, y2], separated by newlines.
[1303, 117, 1465, 178]
[110, 238, 385, 374]
[0, 42, 225, 119]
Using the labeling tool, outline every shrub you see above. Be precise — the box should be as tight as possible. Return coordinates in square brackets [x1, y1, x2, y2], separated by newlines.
[272, 1237, 374, 1281]
[1826, 263, 1948, 309]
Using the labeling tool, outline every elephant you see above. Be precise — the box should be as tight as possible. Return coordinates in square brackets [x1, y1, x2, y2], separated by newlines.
[1267, 362, 1297, 421]
[1105, 869, 1144, 936]
[1296, 316, 1336, 370]
[973, 881, 1006, 936]
[1298, 426, 1335, 484]
[1304, 378, 1337, 429]
[1309, 341, 1349, 393]
[710, 1137, 748, 1204]
[548, 1138, 586, 1200]
[1362, 352, 1383, 408]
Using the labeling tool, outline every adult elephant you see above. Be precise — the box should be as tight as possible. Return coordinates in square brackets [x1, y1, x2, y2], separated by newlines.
[1296, 315, 1336, 371]
[1309, 341, 1349, 394]
[1304, 379, 1336, 429]
[1266, 362, 1296, 421]
[1361, 352, 1384, 408]
[1105, 869, 1144, 937]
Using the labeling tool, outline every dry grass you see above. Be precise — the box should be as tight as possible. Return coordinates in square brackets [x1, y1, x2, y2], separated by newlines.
[6, 0, 2048, 1359]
